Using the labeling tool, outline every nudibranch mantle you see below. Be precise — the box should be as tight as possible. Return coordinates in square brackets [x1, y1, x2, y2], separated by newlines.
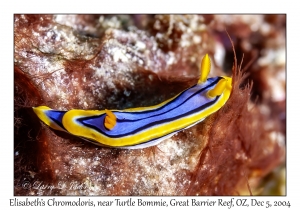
[33, 54, 232, 149]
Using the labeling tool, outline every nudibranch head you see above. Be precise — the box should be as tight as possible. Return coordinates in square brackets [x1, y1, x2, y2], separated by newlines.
[205, 76, 232, 114]
[198, 53, 232, 109]
[207, 78, 230, 98]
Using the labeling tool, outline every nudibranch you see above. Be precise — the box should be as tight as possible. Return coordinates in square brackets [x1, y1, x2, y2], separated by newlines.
[33, 54, 232, 149]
